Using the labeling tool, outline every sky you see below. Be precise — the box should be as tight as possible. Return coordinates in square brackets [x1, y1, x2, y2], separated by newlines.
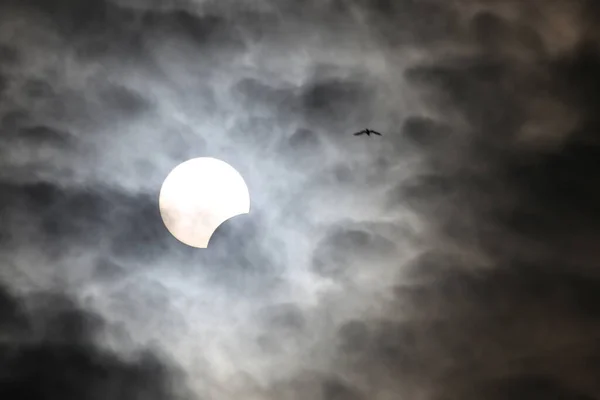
[1, 0, 600, 399]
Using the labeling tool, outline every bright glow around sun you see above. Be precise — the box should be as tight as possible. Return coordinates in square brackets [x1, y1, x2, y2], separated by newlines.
[159, 157, 250, 248]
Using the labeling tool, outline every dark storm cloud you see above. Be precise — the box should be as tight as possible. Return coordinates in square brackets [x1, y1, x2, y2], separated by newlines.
[361, 0, 462, 46]
[400, 116, 453, 151]
[0, 44, 19, 66]
[0, 180, 142, 250]
[9, 0, 239, 47]
[254, 303, 307, 354]
[327, 2, 600, 399]
[12, 125, 72, 147]
[277, 127, 325, 169]
[399, 11, 600, 259]
[301, 78, 373, 129]
[320, 378, 364, 400]
[2, 0, 600, 399]
[484, 376, 598, 400]
[0, 283, 189, 400]
[96, 83, 151, 117]
[312, 227, 396, 281]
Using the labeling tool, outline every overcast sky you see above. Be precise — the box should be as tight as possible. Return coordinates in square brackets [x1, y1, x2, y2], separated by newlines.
[1, 0, 600, 399]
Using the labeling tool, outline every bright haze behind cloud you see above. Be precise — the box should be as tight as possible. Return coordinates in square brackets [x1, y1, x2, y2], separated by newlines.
[1, 0, 600, 399]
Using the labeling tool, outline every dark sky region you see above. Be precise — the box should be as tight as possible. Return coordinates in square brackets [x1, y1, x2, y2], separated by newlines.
[1, 0, 600, 399]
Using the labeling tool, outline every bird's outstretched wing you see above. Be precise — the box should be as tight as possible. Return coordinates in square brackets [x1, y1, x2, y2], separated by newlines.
[372, 130, 382, 136]
[353, 131, 364, 136]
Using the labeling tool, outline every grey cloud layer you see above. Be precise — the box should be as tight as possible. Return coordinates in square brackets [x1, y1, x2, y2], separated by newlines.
[1, 0, 600, 399]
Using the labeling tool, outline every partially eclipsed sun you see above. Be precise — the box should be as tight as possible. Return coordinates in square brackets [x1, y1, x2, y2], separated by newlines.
[159, 157, 250, 248]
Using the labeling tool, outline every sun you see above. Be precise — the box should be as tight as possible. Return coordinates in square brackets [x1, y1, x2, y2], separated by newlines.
[159, 157, 250, 248]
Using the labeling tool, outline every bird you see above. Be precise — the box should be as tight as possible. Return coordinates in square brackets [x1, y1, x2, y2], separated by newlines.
[353, 128, 382, 136]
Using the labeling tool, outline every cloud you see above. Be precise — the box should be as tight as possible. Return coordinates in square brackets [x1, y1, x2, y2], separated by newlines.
[0, 283, 188, 400]
[1, 0, 600, 399]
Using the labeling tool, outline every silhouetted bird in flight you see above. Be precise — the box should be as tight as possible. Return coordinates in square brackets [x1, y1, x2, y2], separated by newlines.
[353, 129, 382, 136]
